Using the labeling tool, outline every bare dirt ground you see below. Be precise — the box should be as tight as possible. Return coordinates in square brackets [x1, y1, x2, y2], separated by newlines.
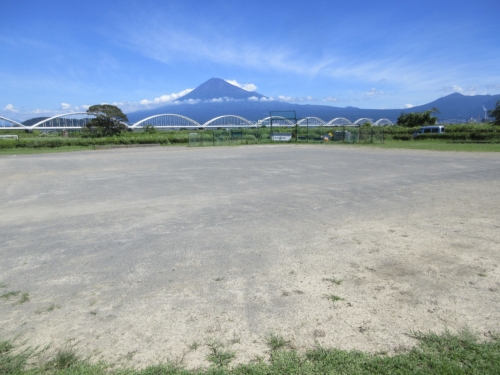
[1, 145, 499, 368]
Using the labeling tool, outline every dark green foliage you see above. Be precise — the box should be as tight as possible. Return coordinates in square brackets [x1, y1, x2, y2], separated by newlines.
[2, 124, 500, 150]
[415, 132, 500, 141]
[86, 104, 129, 137]
[397, 108, 439, 127]
[143, 124, 158, 134]
[488, 100, 500, 126]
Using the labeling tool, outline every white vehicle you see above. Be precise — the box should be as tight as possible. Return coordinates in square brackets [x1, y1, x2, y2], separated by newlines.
[413, 126, 445, 138]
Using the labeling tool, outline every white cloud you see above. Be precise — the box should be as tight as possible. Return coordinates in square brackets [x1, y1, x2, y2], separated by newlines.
[60, 103, 72, 110]
[140, 88, 193, 106]
[248, 96, 259, 101]
[3, 104, 18, 112]
[442, 85, 464, 92]
[404, 104, 414, 108]
[225, 79, 257, 92]
[260, 97, 274, 102]
[365, 88, 375, 96]
[439, 85, 482, 95]
[210, 98, 224, 103]
[183, 99, 201, 105]
[365, 88, 385, 97]
[277, 95, 293, 102]
[323, 97, 339, 102]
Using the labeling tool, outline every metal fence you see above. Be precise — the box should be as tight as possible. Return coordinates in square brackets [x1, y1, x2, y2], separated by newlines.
[188, 126, 385, 147]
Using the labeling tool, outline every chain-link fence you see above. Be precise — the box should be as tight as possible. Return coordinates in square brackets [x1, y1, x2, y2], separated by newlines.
[188, 126, 385, 147]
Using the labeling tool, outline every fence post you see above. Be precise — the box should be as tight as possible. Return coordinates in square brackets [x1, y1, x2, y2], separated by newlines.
[371, 128, 373, 143]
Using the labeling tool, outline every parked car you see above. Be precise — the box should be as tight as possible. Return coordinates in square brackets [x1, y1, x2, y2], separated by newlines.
[413, 126, 445, 138]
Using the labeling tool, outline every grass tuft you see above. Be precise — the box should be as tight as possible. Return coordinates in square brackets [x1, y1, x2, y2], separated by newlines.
[205, 341, 236, 368]
[48, 349, 81, 370]
[323, 276, 343, 285]
[35, 303, 61, 314]
[0, 291, 20, 300]
[16, 293, 30, 305]
[266, 333, 291, 351]
[323, 294, 345, 303]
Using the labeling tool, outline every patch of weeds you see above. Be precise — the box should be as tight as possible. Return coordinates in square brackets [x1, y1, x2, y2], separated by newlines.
[323, 276, 343, 285]
[478, 272, 487, 277]
[205, 340, 236, 367]
[214, 277, 224, 282]
[251, 355, 265, 363]
[231, 332, 241, 344]
[124, 350, 137, 360]
[48, 349, 81, 370]
[89, 310, 98, 316]
[324, 294, 344, 303]
[0, 283, 8, 288]
[189, 341, 200, 351]
[35, 303, 61, 314]
[266, 333, 291, 351]
[0, 339, 34, 374]
[16, 293, 30, 305]
[0, 291, 20, 300]
[289, 270, 296, 275]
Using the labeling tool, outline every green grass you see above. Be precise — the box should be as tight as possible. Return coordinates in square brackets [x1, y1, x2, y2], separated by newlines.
[47, 349, 81, 370]
[0, 291, 20, 300]
[1, 329, 499, 374]
[35, 303, 61, 314]
[16, 293, 30, 305]
[205, 341, 236, 368]
[324, 293, 345, 303]
[359, 140, 500, 152]
[266, 333, 292, 351]
[0, 146, 94, 155]
[323, 276, 343, 285]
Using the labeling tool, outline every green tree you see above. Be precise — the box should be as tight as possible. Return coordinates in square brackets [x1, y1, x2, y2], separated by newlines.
[488, 100, 500, 126]
[397, 107, 439, 127]
[86, 104, 129, 136]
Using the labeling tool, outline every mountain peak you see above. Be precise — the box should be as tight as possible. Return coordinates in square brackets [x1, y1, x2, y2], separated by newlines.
[178, 78, 265, 102]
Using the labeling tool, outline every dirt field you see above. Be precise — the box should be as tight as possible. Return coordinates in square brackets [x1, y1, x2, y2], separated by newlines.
[1, 145, 499, 368]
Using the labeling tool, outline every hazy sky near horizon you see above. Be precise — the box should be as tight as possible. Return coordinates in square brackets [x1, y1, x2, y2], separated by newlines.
[1, 0, 499, 120]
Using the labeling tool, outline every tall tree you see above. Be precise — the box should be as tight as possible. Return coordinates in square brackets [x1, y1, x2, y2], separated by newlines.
[397, 108, 439, 127]
[86, 104, 129, 136]
[488, 100, 500, 126]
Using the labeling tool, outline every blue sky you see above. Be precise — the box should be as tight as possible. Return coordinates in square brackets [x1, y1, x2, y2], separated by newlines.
[1, 0, 499, 120]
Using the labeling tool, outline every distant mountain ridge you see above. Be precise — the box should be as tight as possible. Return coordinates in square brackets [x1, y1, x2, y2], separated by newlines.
[16, 79, 500, 125]
[128, 82, 500, 124]
[179, 78, 265, 101]
[22, 117, 49, 126]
